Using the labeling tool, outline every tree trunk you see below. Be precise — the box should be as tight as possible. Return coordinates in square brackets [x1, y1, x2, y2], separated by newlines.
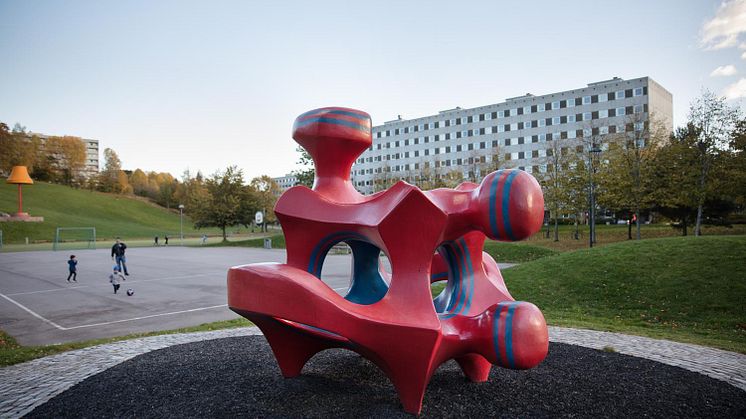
[694, 157, 709, 237]
[574, 220, 579, 240]
[222, 225, 227, 242]
[635, 210, 641, 240]
[682, 218, 688, 236]
[553, 217, 559, 242]
[628, 218, 632, 240]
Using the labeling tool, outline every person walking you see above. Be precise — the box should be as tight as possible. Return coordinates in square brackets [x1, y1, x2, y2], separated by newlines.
[109, 265, 125, 294]
[66, 255, 78, 282]
[111, 238, 129, 275]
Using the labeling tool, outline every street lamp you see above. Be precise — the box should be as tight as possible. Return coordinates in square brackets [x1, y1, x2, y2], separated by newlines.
[588, 145, 602, 248]
[178, 204, 185, 245]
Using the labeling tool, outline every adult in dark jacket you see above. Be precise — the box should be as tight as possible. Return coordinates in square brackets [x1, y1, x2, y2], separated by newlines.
[111, 238, 129, 275]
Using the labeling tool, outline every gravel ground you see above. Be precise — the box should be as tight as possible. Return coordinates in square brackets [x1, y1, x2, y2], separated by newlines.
[29, 336, 746, 418]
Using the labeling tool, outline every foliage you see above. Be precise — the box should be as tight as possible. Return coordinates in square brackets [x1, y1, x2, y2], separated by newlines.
[97, 148, 124, 193]
[189, 166, 258, 241]
[291, 146, 314, 188]
[0, 123, 87, 185]
[250, 175, 280, 225]
[687, 90, 741, 236]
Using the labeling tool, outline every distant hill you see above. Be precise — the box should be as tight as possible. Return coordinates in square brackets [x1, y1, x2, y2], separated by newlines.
[0, 182, 211, 244]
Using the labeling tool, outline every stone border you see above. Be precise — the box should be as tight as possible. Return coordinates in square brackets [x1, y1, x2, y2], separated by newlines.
[0, 326, 743, 418]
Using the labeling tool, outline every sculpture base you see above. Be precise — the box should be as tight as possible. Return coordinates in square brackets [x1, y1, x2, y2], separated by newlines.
[0, 214, 44, 222]
[26, 336, 745, 418]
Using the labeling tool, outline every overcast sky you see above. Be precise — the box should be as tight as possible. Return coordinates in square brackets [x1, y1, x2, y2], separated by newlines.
[1, 0, 743, 179]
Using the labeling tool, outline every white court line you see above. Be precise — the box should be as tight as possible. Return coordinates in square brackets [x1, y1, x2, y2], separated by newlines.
[60, 304, 229, 330]
[0, 291, 228, 331]
[0, 293, 67, 330]
[6, 272, 222, 296]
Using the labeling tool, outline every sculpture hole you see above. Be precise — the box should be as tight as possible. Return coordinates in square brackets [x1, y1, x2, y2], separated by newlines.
[317, 239, 390, 305]
[432, 244, 459, 314]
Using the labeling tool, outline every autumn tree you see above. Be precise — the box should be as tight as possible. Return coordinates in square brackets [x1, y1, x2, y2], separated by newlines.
[129, 169, 149, 195]
[0, 123, 42, 175]
[44, 136, 87, 186]
[98, 148, 123, 192]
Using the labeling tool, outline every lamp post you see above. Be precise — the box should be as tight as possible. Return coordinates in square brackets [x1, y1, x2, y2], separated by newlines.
[588, 145, 602, 248]
[178, 204, 185, 245]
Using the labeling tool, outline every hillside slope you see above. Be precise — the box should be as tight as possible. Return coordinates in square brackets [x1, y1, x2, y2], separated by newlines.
[0, 182, 209, 243]
[502, 235, 746, 352]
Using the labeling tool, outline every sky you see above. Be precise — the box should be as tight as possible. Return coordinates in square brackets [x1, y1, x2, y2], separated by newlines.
[0, 0, 744, 180]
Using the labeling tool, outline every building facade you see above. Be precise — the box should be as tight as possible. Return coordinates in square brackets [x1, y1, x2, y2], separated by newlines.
[351, 76, 672, 194]
[272, 173, 299, 194]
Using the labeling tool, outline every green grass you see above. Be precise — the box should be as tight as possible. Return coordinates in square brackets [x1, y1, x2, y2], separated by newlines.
[522, 223, 746, 252]
[482, 241, 559, 262]
[0, 318, 253, 367]
[500, 235, 746, 353]
[0, 182, 225, 244]
[206, 233, 286, 249]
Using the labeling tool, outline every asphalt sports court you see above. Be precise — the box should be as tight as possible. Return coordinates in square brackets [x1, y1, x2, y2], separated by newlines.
[0, 246, 355, 346]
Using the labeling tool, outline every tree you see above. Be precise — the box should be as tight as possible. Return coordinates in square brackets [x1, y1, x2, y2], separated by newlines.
[292, 146, 314, 188]
[129, 169, 149, 196]
[687, 90, 740, 236]
[0, 123, 42, 175]
[649, 125, 700, 235]
[538, 138, 574, 241]
[596, 112, 664, 240]
[250, 175, 281, 229]
[190, 166, 257, 241]
[562, 152, 591, 240]
[727, 118, 746, 208]
[98, 148, 123, 192]
[44, 136, 87, 186]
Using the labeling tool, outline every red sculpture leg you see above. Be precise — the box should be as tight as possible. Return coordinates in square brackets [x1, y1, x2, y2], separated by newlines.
[455, 354, 493, 382]
[227, 106, 549, 414]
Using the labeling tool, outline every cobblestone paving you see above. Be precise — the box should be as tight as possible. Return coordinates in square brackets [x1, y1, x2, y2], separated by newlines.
[1, 326, 743, 418]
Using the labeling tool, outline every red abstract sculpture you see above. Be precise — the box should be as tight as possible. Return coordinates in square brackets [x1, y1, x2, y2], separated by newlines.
[227, 107, 548, 414]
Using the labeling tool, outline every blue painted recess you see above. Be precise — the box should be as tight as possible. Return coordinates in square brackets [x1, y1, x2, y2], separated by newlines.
[345, 240, 389, 305]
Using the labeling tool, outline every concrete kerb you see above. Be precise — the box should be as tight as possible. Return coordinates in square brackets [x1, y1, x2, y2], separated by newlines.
[0, 326, 744, 418]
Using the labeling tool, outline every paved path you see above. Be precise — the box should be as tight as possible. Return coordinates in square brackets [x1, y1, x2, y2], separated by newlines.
[1, 327, 744, 418]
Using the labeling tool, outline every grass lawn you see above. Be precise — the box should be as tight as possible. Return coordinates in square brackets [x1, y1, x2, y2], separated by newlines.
[0, 318, 253, 367]
[523, 222, 746, 252]
[0, 181, 226, 245]
[497, 235, 746, 353]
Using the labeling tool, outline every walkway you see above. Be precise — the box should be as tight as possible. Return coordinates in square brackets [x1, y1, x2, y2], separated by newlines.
[1, 327, 744, 418]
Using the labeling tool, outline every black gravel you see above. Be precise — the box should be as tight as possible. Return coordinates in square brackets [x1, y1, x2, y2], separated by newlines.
[29, 336, 746, 418]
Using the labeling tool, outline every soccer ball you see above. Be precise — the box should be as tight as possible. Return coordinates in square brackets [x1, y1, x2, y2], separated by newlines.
[126, 288, 134, 296]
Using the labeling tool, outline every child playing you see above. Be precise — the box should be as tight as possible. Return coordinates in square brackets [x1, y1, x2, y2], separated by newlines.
[109, 265, 126, 294]
[67, 255, 78, 282]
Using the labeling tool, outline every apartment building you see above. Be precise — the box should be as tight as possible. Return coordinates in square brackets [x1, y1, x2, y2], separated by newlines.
[351, 76, 672, 194]
[272, 173, 299, 194]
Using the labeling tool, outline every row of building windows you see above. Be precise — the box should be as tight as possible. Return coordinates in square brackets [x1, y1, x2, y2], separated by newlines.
[354, 164, 548, 187]
[357, 122, 646, 166]
[370, 105, 648, 151]
[375, 88, 647, 138]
